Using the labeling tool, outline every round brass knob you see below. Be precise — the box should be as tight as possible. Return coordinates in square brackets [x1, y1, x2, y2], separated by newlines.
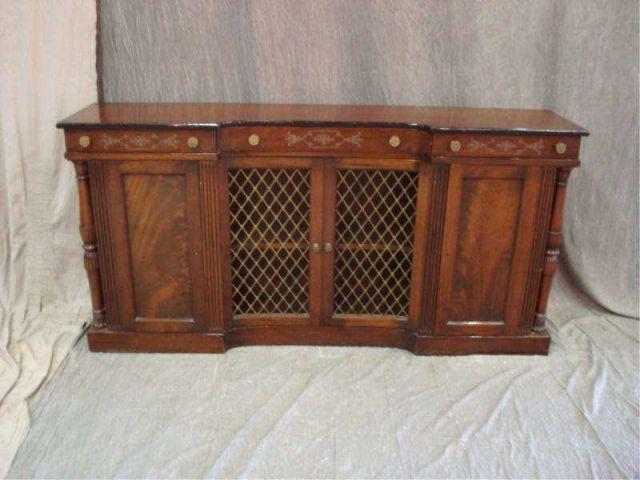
[389, 135, 401, 148]
[450, 140, 461, 152]
[248, 134, 260, 146]
[78, 135, 91, 148]
[187, 136, 199, 148]
[555, 142, 567, 154]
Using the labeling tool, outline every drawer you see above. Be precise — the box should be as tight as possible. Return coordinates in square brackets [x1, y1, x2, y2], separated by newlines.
[220, 126, 430, 155]
[65, 129, 216, 153]
[432, 134, 580, 158]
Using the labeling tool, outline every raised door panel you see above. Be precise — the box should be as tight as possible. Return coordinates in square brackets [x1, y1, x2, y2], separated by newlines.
[98, 161, 207, 332]
[435, 164, 544, 336]
[222, 157, 323, 326]
[321, 158, 430, 329]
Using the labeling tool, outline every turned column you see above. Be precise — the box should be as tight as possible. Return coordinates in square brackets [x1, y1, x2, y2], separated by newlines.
[73, 161, 106, 328]
[533, 167, 572, 332]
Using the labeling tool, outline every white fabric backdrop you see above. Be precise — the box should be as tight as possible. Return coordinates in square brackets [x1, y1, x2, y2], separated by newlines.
[0, 0, 638, 477]
[0, 1, 97, 476]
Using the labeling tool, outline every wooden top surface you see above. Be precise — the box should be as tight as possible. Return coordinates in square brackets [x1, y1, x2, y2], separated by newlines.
[58, 103, 588, 136]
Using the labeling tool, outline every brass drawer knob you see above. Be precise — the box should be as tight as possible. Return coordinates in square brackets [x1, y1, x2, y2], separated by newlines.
[450, 140, 461, 152]
[187, 136, 199, 148]
[78, 135, 91, 148]
[248, 134, 260, 146]
[389, 135, 401, 148]
[555, 142, 567, 154]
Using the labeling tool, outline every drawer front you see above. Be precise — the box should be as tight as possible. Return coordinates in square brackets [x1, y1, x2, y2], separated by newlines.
[65, 129, 216, 153]
[432, 134, 580, 158]
[220, 126, 430, 154]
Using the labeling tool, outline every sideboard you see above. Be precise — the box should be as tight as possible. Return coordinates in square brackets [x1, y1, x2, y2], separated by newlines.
[58, 103, 587, 355]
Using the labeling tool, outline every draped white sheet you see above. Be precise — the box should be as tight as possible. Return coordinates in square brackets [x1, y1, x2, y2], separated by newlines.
[0, 1, 97, 476]
[0, 0, 638, 477]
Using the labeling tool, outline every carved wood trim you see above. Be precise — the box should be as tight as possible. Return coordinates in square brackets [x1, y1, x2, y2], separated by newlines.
[420, 165, 449, 334]
[521, 167, 556, 333]
[88, 162, 120, 330]
[533, 167, 572, 332]
[200, 162, 225, 332]
[73, 161, 105, 328]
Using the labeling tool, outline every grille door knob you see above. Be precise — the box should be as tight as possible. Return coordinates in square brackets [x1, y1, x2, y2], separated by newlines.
[312, 243, 321, 253]
[324, 243, 333, 253]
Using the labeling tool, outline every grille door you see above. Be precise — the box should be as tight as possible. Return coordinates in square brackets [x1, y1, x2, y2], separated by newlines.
[322, 160, 427, 327]
[226, 159, 323, 323]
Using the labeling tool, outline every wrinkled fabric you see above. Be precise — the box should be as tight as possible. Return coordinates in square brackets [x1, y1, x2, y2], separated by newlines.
[0, 1, 97, 476]
[8, 274, 639, 479]
[1, 0, 639, 477]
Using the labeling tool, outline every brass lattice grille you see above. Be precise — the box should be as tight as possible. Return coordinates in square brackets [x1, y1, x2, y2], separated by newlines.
[228, 168, 311, 315]
[333, 169, 418, 317]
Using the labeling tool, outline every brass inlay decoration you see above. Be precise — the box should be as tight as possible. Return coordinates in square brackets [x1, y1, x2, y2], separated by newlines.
[467, 137, 545, 154]
[100, 133, 178, 151]
[555, 142, 567, 154]
[78, 135, 91, 148]
[333, 169, 418, 317]
[450, 140, 461, 152]
[187, 136, 199, 148]
[389, 135, 401, 148]
[227, 168, 311, 315]
[285, 130, 363, 149]
[248, 134, 260, 146]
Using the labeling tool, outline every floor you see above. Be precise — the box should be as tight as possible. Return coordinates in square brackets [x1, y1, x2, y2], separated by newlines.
[8, 276, 639, 479]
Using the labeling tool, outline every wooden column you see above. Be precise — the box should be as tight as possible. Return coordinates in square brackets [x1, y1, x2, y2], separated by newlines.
[532, 167, 572, 332]
[73, 161, 106, 328]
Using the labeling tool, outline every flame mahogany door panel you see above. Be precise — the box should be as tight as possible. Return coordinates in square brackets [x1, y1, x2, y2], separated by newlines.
[93, 160, 208, 333]
[434, 164, 548, 336]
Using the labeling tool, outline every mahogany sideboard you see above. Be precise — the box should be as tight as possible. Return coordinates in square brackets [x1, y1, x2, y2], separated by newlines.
[58, 103, 587, 355]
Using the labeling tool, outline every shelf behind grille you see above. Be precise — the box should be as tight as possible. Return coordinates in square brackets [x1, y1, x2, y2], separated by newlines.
[333, 169, 418, 318]
[228, 168, 311, 316]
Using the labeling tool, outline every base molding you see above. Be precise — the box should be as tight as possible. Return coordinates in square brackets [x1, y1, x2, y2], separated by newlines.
[87, 326, 550, 355]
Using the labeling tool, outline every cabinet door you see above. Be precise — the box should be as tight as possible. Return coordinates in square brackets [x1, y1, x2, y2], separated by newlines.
[434, 164, 545, 336]
[94, 160, 207, 332]
[321, 158, 430, 329]
[223, 157, 324, 325]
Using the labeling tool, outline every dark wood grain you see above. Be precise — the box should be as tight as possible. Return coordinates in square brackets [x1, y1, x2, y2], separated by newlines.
[101, 161, 208, 333]
[88, 161, 120, 329]
[435, 165, 547, 336]
[86, 326, 550, 355]
[123, 173, 193, 319]
[61, 103, 584, 355]
[73, 161, 105, 328]
[58, 103, 588, 136]
[65, 128, 215, 153]
[220, 126, 430, 155]
[432, 133, 580, 158]
[533, 167, 574, 332]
